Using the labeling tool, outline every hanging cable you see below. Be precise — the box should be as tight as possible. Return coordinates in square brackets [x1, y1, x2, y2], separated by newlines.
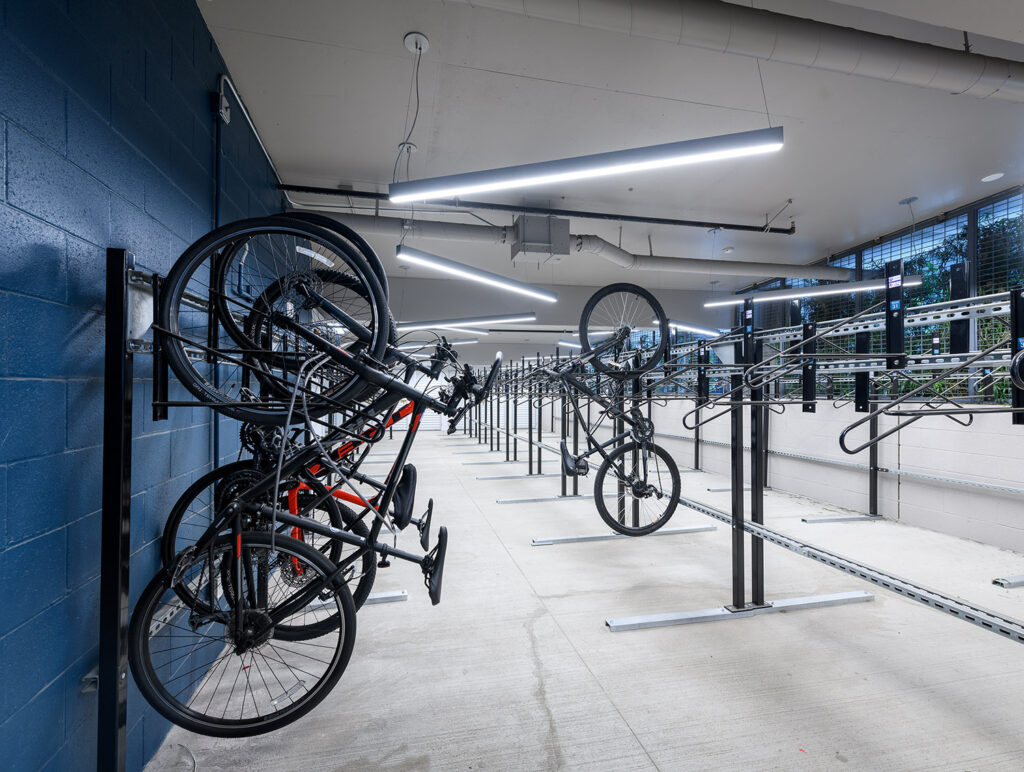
[393, 44, 424, 184]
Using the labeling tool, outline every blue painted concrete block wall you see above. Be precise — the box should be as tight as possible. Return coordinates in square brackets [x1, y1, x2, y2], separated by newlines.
[0, 0, 282, 769]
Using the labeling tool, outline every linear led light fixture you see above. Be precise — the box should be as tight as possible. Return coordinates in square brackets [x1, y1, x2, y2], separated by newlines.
[398, 338, 478, 350]
[396, 246, 558, 303]
[665, 319, 723, 337]
[396, 312, 537, 333]
[703, 275, 923, 307]
[434, 326, 488, 336]
[389, 126, 784, 203]
[557, 340, 582, 349]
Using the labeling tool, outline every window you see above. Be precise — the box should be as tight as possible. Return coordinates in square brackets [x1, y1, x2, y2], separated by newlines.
[976, 194, 1023, 353]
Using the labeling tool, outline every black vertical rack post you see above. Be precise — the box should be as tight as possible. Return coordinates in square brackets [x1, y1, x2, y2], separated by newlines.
[746, 298, 766, 608]
[950, 263, 970, 355]
[885, 259, 907, 369]
[695, 345, 708, 470]
[1010, 287, 1024, 425]
[802, 322, 817, 413]
[98, 248, 135, 772]
[728, 338, 745, 611]
[505, 364, 511, 462]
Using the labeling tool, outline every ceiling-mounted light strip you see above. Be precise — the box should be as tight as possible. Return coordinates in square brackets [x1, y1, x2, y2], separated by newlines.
[665, 319, 724, 337]
[557, 340, 582, 349]
[434, 326, 488, 336]
[396, 246, 558, 303]
[396, 312, 537, 333]
[389, 126, 784, 203]
[703, 275, 923, 308]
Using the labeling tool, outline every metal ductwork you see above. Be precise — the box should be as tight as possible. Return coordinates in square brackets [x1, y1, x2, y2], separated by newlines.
[326, 212, 850, 280]
[331, 213, 510, 244]
[572, 235, 849, 280]
[440, 0, 1024, 102]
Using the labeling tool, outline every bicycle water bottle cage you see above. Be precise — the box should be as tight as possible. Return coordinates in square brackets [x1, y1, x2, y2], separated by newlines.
[391, 464, 417, 530]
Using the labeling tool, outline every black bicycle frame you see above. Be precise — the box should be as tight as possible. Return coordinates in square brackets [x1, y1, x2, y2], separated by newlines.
[559, 371, 643, 466]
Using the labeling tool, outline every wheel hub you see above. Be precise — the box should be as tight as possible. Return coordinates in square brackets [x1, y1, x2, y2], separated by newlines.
[629, 477, 653, 498]
[282, 271, 323, 309]
[230, 609, 274, 653]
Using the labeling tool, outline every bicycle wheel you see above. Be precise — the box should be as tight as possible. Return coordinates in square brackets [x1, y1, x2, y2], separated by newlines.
[159, 217, 389, 425]
[241, 269, 397, 406]
[579, 283, 669, 378]
[271, 212, 389, 302]
[161, 460, 376, 611]
[128, 532, 356, 737]
[594, 441, 680, 536]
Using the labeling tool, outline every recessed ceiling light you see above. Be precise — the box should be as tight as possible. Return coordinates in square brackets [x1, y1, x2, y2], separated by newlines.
[982, 172, 1005, 183]
[721, 246, 735, 254]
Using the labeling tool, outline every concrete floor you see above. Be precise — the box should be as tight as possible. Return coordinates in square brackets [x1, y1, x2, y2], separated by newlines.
[149, 431, 1024, 771]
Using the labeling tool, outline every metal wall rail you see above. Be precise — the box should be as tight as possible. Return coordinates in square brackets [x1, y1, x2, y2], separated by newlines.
[677, 494, 1024, 645]
[672, 292, 1012, 355]
[655, 431, 1024, 496]
[653, 351, 1013, 384]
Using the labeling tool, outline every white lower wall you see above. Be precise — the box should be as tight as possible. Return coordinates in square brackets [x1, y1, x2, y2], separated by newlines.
[509, 394, 1024, 553]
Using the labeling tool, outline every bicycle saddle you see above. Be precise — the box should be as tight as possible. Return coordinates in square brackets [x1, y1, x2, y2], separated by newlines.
[392, 464, 417, 530]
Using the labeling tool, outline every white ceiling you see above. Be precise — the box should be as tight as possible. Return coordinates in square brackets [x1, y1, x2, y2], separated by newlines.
[199, 0, 1024, 295]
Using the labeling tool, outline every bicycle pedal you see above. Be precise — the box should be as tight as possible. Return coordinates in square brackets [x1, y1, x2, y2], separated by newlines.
[416, 498, 433, 551]
[423, 525, 448, 606]
[560, 440, 578, 478]
[560, 440, 589, 477]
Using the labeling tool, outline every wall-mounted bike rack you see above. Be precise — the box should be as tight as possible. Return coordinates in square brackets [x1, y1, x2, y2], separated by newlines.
[98, 250, 419, 770]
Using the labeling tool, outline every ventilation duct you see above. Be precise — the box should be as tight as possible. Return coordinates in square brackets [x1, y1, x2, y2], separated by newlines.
[439, 0, 1024, 102]
[571, 235, 849, 280]
[326, 213, 850, 280]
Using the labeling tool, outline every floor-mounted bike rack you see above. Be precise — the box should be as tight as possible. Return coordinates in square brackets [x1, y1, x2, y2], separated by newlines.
[483, 264, 1024, 649]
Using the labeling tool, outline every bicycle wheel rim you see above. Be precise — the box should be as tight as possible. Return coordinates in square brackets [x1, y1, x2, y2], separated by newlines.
[579, 283, 669, 378]
[271, 212, 389, 302]
[594, 442, 679, 535]
[159, 217, 389, 425]
[161, 462, 376, 615]
[129, 532, 356, 737]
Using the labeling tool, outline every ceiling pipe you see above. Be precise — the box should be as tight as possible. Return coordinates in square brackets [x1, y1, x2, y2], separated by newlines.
[282, 185, 796, 235]
[438, 0, 1024, 102]
[572, 235, 849, 280]
[324, 212, 849, 280]
[329, 212, 510, 244]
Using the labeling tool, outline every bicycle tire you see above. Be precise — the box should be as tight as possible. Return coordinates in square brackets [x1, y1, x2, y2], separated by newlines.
[593, 441, 680, 536]
[161, 460, 376, 612]
[128, 532, 356, 737]
[579, 283, 669, 378]
[159, 217, 389, 425]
